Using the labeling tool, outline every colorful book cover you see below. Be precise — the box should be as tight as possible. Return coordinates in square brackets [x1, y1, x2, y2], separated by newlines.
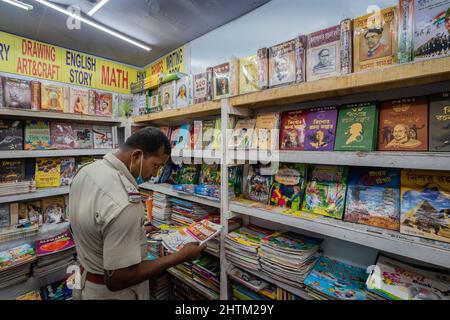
[60, 157, 76, 186]
[251, 112, 281, 150]
[246, 165, 274, 204]
[239, 55, 259, 95]
[41, 84, 65, 112]
[302, 165, 348, 219]
[353, 6, 398, 72]
[176, 164, 200, 185]
[378, 97, 428, 151]
[345, 167, 400, 230]
[95, 92, 113, 116]
[40, 279, 73, 300]
[173, 124, 191, 150]
[429, 92, 450, 152]
[69, 87, 89, 114]
[0, 204, 10, 228]
[398, 0, 415, 63]
[41, 196, 66, 225]
[279, 110, 307, 151]
[3, 78, 32, 109]
[261, 231, 322, 252]
[304, 106, 338, 151]
[35, 230, 74, 256]
[92, 125, 113, 149]
[35, 158, 61, 188]
[229, 118, 256, 149]
[193, 69, 213, 104]
[295, 35, 308, 83]
[170, 125, 181, 148]
[367, 255, 450, 300]
[0, 159, 25, 182]
[413, 0, 450, 61]
[213, 62, 231, 100]
[118, 95, 133, 118]
[269, 164, 307, 211]
[0, 243, 35, 271]
[269, 39, 297, 88]
[400, 169, 450, 243]
[334, 102, 379, 151]
[161, 81, 176, 111]
[211, 119, 223, 150]
[72, 124, 93, 149]
[198, 163, 221, 186]
[307, 24, 342, 81]
[0, 120, 23, 150]
[18, 201, 41, 225]
[257, 47, 269, 90]
[24, 120, 51, 150]
[175, 77, 191, 109]
[50, 122, 76, 149]
[31, 81, 41, 111]
[304, 256, 369, 300]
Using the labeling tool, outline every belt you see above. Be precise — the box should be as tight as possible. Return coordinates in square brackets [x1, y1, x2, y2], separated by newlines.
[80, 265, 106, 285]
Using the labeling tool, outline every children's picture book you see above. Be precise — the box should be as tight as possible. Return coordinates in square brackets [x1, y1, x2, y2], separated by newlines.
[50, 122, 76, 149]
[366, 255, 450, 300]
[35, 158, 61, 188]
[302, 165, 348, 219]
[41, 84, 65, 112]
[69, 88, 89, 114]
[3, 78, 32, 109]
[413, 0, 450, 61]
[304, 256, 369, 300]
[24, 120, 51, 150]
[400, 169, 450, 243]
[246, 165, 274, 204]
[60, 157, 76, 186]
[250, 112, 281, 150]
[72, 124, 93, 149]
[95, 92, 113, 116]
[279, 110, 307, 151]
[193, 69, 213, 104]
[378, 97, 428, 151]
[239, 55, 259, 95]
[35, 230, 75, 256]
[175, 77, 191, 109]
[0, 243, 36, 271]
[213, 62, 231, 100]
[304, 106, 338, 151]
[353, 6, 398, 71]
[161, 220, 222, 252]
[345, 167, 401, 231]
[173, 124, 191, 150]
[398, 0, 414, 63]
[0, 120, 23, 150]
[269, 164, 307, 211]
[41, 196, 66, 224]
[0, 160, 25, 183]
[269, 39, 297, 87]
[429, 92, 450, 152]
[198, 163, 221, 186]
[334, 102, 379, 151]
[160, 81, 176, 110]
[229, 118, 256, 149]
[31, 81, 41, 111]
[92, 125, 113, 149]
[257, 47, 269, 90]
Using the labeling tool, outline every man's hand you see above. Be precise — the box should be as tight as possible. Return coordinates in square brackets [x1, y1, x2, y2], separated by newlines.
[178, 242, 207, 262]
[144, 224, 160, 234]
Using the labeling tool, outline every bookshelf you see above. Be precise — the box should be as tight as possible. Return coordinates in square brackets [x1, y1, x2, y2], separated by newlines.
[0, 186, 70, 204]
[0, 149, 117, 159]
[168, 268, 219, 300]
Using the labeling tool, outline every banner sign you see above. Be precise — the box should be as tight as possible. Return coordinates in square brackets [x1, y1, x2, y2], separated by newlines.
[146, 44, 190, 77]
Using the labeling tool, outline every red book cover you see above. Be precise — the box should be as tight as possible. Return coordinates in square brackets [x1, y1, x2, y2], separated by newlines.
[95, 92, 113, 116]
[280, 110, 307, 150]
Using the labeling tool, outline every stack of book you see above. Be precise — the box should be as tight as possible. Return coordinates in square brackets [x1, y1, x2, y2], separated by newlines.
[152, 192, 172, 227]
[228, 266, 275, 300]
[0, 180, 36, 197]
[0, 243, 36, 289]
[225, 225, 274, 271]
[149, 274, 173, 300]
[232, 283, 275, 300]
[192, 254, 220, 296]
[258, 232, 322, 288]
[32, 230, 76, 277]
[173, 277, 210, 300]
[169, 197, 217, 227]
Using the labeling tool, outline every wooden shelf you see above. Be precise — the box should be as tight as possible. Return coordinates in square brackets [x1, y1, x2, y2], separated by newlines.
[168, 268, 219, 300]
[0, 108, 123, 124]
[229, 199, 450, 269]
[0, 186, 70, 204]
[0, 149, 116, 159]
[230, 56, 450, 108]
[228, 150, 450, 171]
[132, 101, 221, 124]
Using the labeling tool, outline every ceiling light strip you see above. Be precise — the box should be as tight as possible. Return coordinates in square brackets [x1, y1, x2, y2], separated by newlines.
[88, 0, 108, 16]
[2, 0, 34, 10]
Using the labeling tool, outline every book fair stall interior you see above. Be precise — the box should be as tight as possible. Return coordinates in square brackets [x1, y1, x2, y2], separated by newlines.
[0, 0, 449, 302]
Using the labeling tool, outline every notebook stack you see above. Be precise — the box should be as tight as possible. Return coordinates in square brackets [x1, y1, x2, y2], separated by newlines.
[169, 197, 217, 227]
[0, 243, 36, 289]
[0, 181, 36, 197]
[152, 192, 172, 227]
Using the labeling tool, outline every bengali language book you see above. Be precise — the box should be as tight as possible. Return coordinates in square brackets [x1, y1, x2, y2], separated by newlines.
[92, 125, 113, 149]
[3, 78, 32, 109]
[279, 110, 307, 151]
[345, 167, 401, 231]
[269, 164, 307, 211]
[69, 87, 89, 114]
[95, 92, 113, 116]
[304, 106, 338, 151]
[172, 123, 191, 150]
[193, 69, 213, 104]
[24, 120, 51, 150]
[213, 62, 232, 100]
[334, 102, 379, 151]
[257, 47, 269, 90]
[35, 158, 61, 188]
[0, 159, 25, 183]
[229, 118, 256, 149]
[340, 18, 353, 75]
[88, 90, 96, 115]
[239, 55, 259, 95]
[50, 122, 76, 149]
[41, 196, 66, 224]
[202, 120, 216, 150]
[31, 81, 41, 111]
[246, 165, 274, 204]
[250, 112, 281, 150]
[429, 92, 450, 151]
[295, 35, 308, 83]
[400, 169, 450, 243]
[41, 83, 65, 112]
[160, 81, 176, 110]
[0, 119, 23, 150]
[60, 157, 76, 186]
[398, 0, 415, 63]
[268, 39, 297, 88]
[175, 76, 191, 109]
[72, 124, 93, 149]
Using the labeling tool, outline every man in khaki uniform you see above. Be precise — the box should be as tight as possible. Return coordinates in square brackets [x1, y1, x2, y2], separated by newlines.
[69, 127, 205, 300]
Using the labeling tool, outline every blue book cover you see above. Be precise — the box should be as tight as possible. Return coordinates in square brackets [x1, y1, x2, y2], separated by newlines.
[173, 123, 191, 150]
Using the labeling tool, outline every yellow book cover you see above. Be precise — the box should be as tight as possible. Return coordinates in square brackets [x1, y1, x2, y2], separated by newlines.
[41, 84, 65, 112]
[400, 170, 450, 243]
[239, 55, 259, 95]
[35, 158, 61, 188]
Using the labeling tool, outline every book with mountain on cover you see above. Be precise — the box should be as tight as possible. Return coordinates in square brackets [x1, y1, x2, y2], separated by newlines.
[335, 102, 379, 151]
[400, 169, 450, 243]
[24, 120, 51, 150]
[41, 196, 66, 224]
[92, 125, 113, 149]
[269, 164, 307, 211]
[0, 120, 23, 150]
[304, 106, 338, 151]
[193, 69, 213, 104]
[229, 118, 256, 149]
[69, 87, 89, 114]
[251, 112, 281, 150]
[95, 92, 113, 116]
[366, 254, 450, 300]
[378, 96, 428, 151]
[60, 157, 76, 186]
[269, 39, 297, 88]
[398, 0, 415, 63]
[172, 124, 191, 150]
[3, 78, 32, 109]
[353, 6, 398, 72]
[239, 55, 259, 95]
[413, 0, 450, 61]
[160, 81, 176, 110]
[35, 230, 74, 256]
[345, 167, 400, 230]
[302, 165, 348, 219]
[35, 158, 61, 188]
[72, 124, 93, 149]
[246, 165, 274, 204]
[175, 77, 191, 109]
[0, 160, 25, 183]
[429, 92, 450, 152]
[41, 83, 65, 112]
[279, 110, 307, 151]
[50, 122, 76, 150]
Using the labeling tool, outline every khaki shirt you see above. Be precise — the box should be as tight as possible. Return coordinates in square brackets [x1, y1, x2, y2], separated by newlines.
[69, 153, 149, 300]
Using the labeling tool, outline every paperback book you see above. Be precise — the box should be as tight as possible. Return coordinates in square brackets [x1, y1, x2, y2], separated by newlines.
[50, 122, 76, 149]
[41, 84, 65, 112]
[257, 48, 269, 90]
[72, 124, 93, 149]
[93, 126, 113, 149]
[246, 165, 274, 204]
[161, 81, 176, 110]
[175, 77, 191, 109]
[60, 158, 76, 186]
[35, 158, 61, 188]
[41, 196, 66, 224]
[31, 81, 41, 111]
[69, 88, 89, 114]
[172, 124, 191, 150]
[239, 55, 259, 95]
[0, 120, 23, 150]
[268, 39, 297, 87]
[295, 35, 307, 83]
[304, 106, 338, 151]
[229, 118, 256, 149]
[269, 164, 307, 211]
[251, 112, 281, 150]
[95, 92, 113, 116]
[0, 160, 25, 183]
[279, 110, 307, 151]
[24, 120, 51, 150]
[213, 62, 232, 100]
[193, 69, 213, 104]
[35, 230, 75, 256]
[429, 92, 450, 151]
[398, 0, 414, 63]
[3, 78, 32, 109]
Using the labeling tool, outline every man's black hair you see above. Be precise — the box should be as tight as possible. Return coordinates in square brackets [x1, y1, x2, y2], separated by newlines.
[124, 127, 171, 156]
[365, 27, 383, 37]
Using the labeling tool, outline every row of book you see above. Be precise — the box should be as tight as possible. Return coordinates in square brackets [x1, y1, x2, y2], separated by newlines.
[0, 76, 132, 117]
[0, 119, 116, 151]
[134, 1, 450, 116]
[225, 224, 450, 300]
[244, 163, 450, 244]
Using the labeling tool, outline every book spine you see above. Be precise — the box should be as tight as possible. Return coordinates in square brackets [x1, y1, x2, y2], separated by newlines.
[10, 202, 19, 226]
[340, 19, 353, 75]
[295, 36, 307, 83]
[31, 81, 41, 111]
[0, 77, 4, 109]
[230, 58, 240, 97]
[206, 67, 213, 102]
[257, 48, 269, 90]
[397, 0, 414, 63]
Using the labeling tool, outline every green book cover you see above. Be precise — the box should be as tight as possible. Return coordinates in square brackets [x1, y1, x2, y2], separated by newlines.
[334, 102, 379, 151]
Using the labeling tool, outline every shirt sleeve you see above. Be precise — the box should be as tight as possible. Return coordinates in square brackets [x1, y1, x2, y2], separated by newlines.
[102, 204, 144, 271]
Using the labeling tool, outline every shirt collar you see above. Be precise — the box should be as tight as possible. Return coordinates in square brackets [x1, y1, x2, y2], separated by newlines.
[103, 153, 139, 188]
